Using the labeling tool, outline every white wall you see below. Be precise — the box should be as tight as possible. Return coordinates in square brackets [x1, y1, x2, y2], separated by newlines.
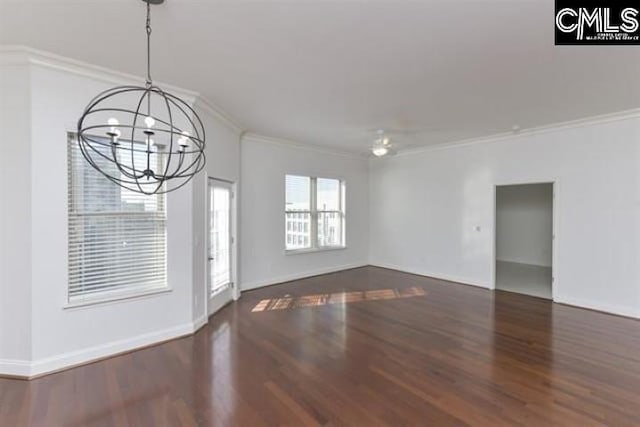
[0, 61, 32, 368]
[190, 100, 241, 324]
[0, 48, 240, 377]
[28, 63, 196, 374]
[240, 136, 369, 289]
[496, 183, 553, 267]
[369, 115, 640, 318]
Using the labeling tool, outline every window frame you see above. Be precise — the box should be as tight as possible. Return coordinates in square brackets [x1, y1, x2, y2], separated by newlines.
[285, 175, 346, 254]
[66, 132, 170, 307]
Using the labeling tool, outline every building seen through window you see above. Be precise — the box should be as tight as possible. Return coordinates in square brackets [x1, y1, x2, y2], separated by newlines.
[285, 174, 345, 251]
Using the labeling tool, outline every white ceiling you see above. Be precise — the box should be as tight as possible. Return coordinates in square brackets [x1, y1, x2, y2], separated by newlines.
[2, 0, 639, 154]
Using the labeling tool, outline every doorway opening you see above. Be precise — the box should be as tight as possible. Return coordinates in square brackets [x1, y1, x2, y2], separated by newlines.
[208, 178, 235, 315]
[494, 183, 554, 300]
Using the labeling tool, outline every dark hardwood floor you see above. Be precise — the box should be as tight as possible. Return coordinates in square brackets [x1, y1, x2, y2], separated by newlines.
[2, 266, 640, 426]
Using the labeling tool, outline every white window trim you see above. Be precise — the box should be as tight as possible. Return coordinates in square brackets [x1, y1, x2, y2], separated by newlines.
[63, 286, 173, 310]
[285, 175, 346, 254]
[284, 246, 348, 255]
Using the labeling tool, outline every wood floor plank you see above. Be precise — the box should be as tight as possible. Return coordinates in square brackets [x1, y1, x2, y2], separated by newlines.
[2, 266, 640, 426]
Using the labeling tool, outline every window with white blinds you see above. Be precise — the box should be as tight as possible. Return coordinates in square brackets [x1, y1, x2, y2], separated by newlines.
[285, 175, 345, 251]
[67, 133, 167, 302]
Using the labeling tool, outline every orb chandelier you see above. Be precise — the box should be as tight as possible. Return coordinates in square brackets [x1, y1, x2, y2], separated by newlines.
[77, 0, 205, 195]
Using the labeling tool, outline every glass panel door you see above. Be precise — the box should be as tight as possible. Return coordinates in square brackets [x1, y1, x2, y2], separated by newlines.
[208, 179, 233, 314]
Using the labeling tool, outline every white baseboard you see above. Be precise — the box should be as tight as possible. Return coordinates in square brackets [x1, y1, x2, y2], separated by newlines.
[240, 262, 368, 291]
[193, 314, 209, 332]
[3, 264, 368, 378]
[372, 263, 639, 319]
[0, 358, 31, 378]
[369, 262, 491, 289]
[554, 295, 640, 319]
[496, 258, 552, 268]
[1, 319, 205, 379]
[5, 265, 635, 379]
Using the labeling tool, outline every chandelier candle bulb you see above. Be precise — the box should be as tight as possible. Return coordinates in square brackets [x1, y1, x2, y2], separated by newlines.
[106, 117, 121, 144]
[144, 116, 156, 129]
[108, 117, 119, 130]
[179, 131, 190, 147]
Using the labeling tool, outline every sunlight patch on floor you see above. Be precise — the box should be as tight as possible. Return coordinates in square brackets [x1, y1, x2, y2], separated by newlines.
[251, 286, 426, 312]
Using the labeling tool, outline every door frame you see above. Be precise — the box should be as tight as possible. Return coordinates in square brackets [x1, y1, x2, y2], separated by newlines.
[206, 176, 239, 317]
[491, 179, 558, 301]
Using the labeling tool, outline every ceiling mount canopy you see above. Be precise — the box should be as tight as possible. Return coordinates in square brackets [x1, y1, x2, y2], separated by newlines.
[77, 0, 206, 195]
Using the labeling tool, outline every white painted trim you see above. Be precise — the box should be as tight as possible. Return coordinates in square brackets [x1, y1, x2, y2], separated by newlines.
[193, 96, 244, 135]
[0, 45, 197, 104]
[198, 172, 210, 323]
[0, 359, 32, 378]
[0, 45, 245, 134]
[242, 132, 366, 159]
[372, 263, 639, 319]
[490, 186, 498, 291]
[236, 138, 244, 302]
[6, 46, 638, 158]
[555, 295, 640, 319]
[0, 46, 32, 66]
[393, 108, 640, 157]
[63, 287, 172, 310]
[193, 315, 209, 332]
[240, 262, 367, 291]
[285, 246, 347, 255]
[369, 263, 491, 289]
[0, 319, 206, 378]
[208, 288, 234, 316]
[5, 46, 640, 157]
[231, 178, 241, 301]
[490, 179, 558, 297]
[495, 258, 551, 268]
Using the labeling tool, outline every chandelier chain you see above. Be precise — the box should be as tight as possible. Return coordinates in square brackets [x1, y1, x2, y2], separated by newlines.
[145, 0, 152, 86]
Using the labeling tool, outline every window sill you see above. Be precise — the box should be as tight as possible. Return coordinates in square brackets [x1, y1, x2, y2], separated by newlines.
[63, 287, 173, 310]
[285, 246, 347, 255]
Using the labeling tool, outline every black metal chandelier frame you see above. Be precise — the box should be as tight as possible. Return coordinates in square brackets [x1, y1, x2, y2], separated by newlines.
[77, 0, 206, 195]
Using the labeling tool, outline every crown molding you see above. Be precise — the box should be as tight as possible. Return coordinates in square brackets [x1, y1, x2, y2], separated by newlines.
[0, 45, 203, 105]
[5, 45, 637, 158]
[0, 45, 246, 137]
[241, 132, 367, 159]
[192, 96, 243, 135]
[245, 107, 640, 160]
[394, 107, 640, 158]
